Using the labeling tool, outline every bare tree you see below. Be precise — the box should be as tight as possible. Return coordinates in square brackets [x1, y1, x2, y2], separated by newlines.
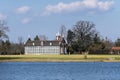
[73, 21, 96, 52]
[60, 25, 67, 39]
[18, 36, 24, 45]
[18, 36, 24, 54]
[39, 35, 48, 41]
[0, 20, 9, 40]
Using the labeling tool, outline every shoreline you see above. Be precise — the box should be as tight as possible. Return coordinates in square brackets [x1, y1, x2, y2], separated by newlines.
[0, 54, 120, 62]
[1, 60, 120, 62]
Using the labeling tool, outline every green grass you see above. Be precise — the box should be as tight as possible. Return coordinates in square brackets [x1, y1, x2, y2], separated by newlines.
[0, 54, 120, 62]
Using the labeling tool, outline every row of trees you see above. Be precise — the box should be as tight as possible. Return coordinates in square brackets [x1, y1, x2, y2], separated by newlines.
[0, 20, 24, 55]
[66, 21, 117, 54]
[0, 39, 24, 55]
[0, 20, 120, 55]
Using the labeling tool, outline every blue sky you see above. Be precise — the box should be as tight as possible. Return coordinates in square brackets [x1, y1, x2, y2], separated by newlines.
[0, 0, 119, 42]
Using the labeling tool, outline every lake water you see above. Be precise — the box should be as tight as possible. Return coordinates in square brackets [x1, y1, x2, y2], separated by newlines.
[0, 62, 120, 80]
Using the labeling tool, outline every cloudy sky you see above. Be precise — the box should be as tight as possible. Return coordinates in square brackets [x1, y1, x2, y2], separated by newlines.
[0, 0, 119, 42]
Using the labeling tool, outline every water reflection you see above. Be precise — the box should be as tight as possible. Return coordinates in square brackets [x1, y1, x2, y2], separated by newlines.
[0, 62, 120, 80]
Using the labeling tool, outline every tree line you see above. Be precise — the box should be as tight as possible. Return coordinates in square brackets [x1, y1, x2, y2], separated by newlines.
[0, 20, 120, 55]
[0, 20, 24, 55]
[66, 21, 113, 54]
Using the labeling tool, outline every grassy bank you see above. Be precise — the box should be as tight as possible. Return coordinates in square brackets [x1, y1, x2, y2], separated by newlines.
[0, 54, 120, 62]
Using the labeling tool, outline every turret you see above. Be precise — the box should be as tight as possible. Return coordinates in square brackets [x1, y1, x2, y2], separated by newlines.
[56, 32, 61, 41]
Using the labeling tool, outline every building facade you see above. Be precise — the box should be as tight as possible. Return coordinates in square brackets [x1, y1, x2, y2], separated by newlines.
[24, 33, 66, 54]
[111, 47, 120, 54]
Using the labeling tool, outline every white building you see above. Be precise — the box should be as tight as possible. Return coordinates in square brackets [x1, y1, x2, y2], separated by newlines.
[24, 34, 66, 54]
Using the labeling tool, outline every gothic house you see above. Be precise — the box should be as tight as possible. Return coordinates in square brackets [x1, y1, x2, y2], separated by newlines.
[24, 33, 66, 54]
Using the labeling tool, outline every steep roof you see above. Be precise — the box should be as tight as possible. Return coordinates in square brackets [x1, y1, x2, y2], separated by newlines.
[111, 47, 120, 50]
[25, 39, 61, 46]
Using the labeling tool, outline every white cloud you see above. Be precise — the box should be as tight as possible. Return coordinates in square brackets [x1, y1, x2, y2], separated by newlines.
[43, 0, 114, 15]
[22, 18, 30, 24]
[98, 1, 114, 11]
[43, 2, 82, 15]
[0, 13, 7, 20]
[82, 0, 97, 8]
[16, 6, 30, 14]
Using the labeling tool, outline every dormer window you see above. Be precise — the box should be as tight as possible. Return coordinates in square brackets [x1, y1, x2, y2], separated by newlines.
[33, 42, 35, 46]
[50, 42, 52, 46]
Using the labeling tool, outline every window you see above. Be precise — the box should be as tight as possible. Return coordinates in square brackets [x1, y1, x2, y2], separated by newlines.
[33, 42, 35, 46]
[41, 41, 43, 46]
[50, 42, 52, 46]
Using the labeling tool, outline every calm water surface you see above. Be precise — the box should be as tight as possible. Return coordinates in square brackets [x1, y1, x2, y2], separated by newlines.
[0, 62, 120, 80]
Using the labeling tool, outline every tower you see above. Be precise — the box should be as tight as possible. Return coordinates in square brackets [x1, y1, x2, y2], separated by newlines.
[56, 32, 61, 41]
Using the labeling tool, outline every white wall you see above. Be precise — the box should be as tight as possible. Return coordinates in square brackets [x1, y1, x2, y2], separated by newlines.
[25, 46, 61, 54]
